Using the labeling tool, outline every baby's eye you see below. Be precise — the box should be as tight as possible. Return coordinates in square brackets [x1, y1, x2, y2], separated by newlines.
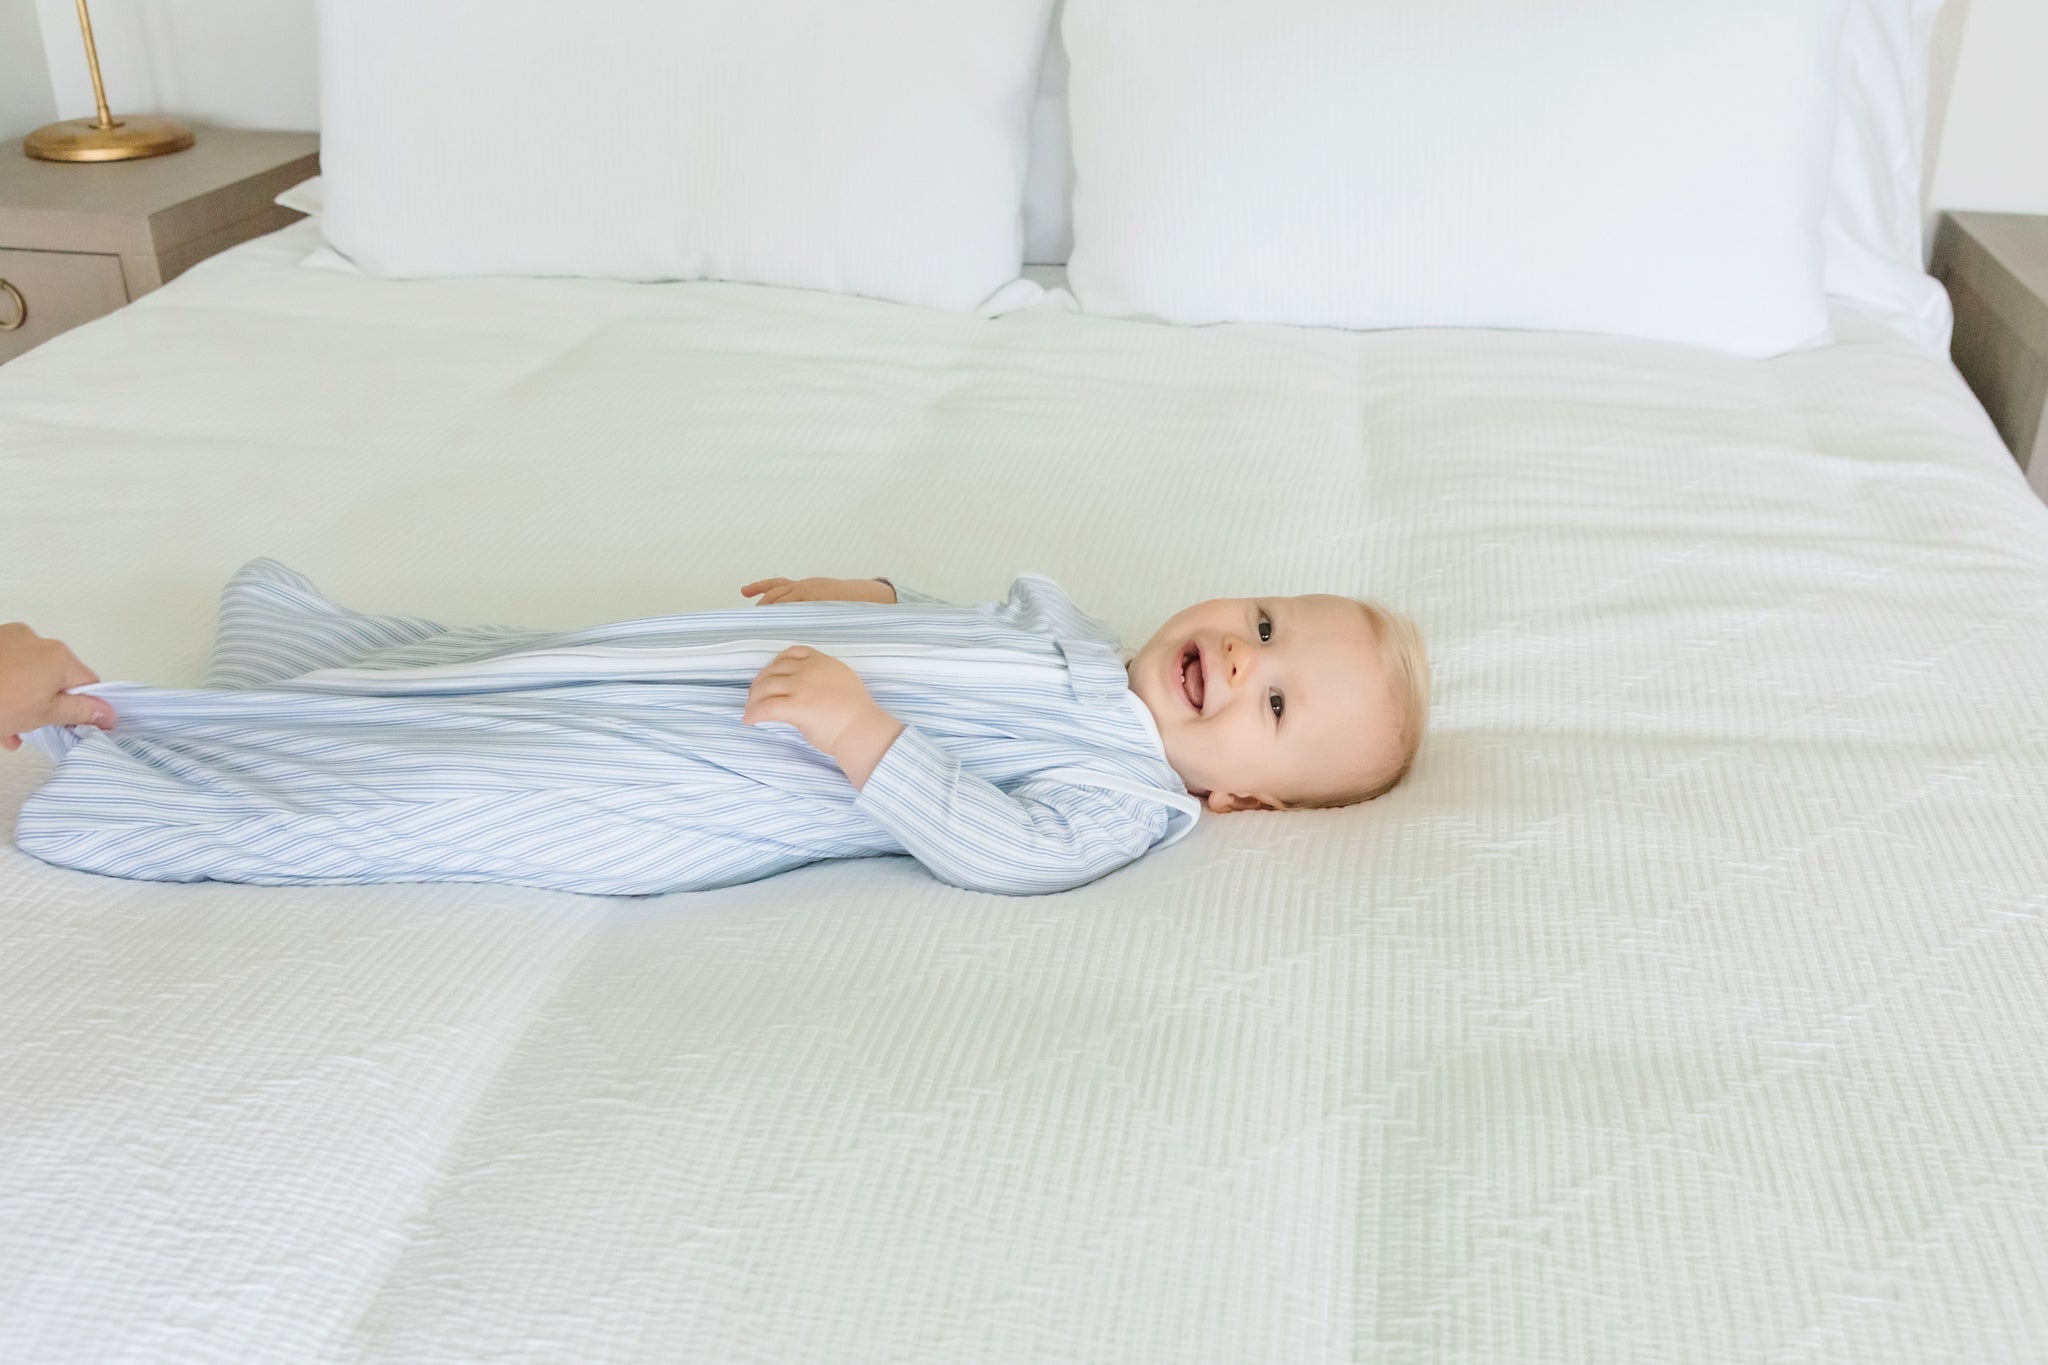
[1258, 612, 1272, 644]
[1269, 690, 1284, 721]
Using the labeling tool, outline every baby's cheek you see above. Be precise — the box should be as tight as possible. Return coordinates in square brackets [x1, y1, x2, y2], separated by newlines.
[1198, 720, 1253, 784]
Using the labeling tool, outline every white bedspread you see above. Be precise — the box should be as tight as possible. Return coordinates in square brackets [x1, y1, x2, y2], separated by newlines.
[4, 219, 2046, 1364]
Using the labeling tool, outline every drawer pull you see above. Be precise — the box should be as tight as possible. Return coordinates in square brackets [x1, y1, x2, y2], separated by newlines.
[0, 278, 23, 332]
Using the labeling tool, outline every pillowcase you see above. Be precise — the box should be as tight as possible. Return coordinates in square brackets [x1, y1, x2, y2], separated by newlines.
[1022, 91, 1075, 266]
[1062, 0, 1850, 356]
[273, 175, 324, 218]
[1021, 11, 1074, 264]
[317, 0, 1054, 311]
[1034, 1, 1952, 351]
[1827, 0, 1952, 351]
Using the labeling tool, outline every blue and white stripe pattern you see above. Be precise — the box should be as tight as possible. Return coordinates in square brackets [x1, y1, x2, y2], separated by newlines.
[15, 560, 1199, 896]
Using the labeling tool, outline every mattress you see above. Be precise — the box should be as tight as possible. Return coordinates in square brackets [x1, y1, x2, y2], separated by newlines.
[4, 217, 2046, 1363]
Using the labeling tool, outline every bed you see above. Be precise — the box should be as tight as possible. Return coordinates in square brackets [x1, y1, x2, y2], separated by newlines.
[7, 1, 2048, 1359]
[4, 204, 2046, 1361]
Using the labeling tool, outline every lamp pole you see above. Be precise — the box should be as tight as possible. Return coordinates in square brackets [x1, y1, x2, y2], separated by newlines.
[75, 0, 119, 132]
[23, 0, 196, 162]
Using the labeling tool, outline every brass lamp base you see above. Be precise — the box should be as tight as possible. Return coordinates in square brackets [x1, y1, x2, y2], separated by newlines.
[24, 115, 194, 163]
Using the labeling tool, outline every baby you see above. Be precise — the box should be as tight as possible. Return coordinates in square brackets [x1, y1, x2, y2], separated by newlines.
[14, 561, 1428, 896]
[743, 574, 1428, 813]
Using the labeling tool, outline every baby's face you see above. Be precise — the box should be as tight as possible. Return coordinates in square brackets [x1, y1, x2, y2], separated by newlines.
[1128, 595, 1400, 813]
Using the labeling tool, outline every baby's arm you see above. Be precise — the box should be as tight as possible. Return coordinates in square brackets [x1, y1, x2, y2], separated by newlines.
[855, 728, 1175, 894]
[741, 576, 896, 605]
[741, 576, 954, 607]
[740, 646, 1169, 893]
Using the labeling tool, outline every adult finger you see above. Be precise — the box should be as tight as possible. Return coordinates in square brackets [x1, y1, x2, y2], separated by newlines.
[45, 692, 117, 731]
[740, 578, 790, 598]
[58, 652, 100, 689]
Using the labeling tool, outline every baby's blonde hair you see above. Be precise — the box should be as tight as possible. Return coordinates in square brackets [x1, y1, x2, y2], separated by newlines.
[1293, 599, 1430, 809]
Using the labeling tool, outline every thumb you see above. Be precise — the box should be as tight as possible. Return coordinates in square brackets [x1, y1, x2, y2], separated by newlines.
[47, 692, 117, 731]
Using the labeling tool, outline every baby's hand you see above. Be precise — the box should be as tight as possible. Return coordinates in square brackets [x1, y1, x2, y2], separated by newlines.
[742, 646, 904, 786]
[741, 577, 896, 606]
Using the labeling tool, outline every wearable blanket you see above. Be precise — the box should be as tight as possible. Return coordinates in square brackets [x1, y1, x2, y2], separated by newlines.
[15, 560, 1199, 896]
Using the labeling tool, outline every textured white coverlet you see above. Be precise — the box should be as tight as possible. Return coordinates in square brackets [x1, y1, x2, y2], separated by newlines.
[2, 220, 2047, 1363]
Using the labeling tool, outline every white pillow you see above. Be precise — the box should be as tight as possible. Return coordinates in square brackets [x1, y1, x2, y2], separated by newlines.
[1022, 92, 1075, 266]
[1828, 0, 1952, 351]
[1062, 0, 1850, 357]
[1021, 10, 1073, 265]
[1032, 0, 1953, 352]
[317, 0, 1054, 311]
[273, 174, 323, 218]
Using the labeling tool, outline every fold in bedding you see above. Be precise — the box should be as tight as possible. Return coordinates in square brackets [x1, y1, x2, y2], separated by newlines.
[16, 559, 1198, 896]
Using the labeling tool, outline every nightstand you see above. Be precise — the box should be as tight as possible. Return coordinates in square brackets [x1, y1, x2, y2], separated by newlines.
[1931, 211, 2048, 481]
[0, 127, 318, 364]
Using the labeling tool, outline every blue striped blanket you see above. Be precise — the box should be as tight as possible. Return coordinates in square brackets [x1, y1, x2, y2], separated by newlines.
[15, 560, 1199, 895]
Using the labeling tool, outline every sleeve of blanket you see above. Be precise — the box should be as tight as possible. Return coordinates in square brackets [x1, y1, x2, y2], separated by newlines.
[855, 725, 1173, 895]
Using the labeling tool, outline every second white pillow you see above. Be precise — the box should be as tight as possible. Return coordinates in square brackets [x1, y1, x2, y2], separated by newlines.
[1064, 0, 1849, 357]
[319, 0, 1054, 311]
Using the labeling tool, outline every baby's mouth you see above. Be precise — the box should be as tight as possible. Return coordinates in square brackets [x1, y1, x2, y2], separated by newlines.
[1178, 641, 1206, 713]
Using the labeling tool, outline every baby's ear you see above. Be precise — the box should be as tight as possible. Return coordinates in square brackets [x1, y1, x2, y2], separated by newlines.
[1207, 791, 1281, 814]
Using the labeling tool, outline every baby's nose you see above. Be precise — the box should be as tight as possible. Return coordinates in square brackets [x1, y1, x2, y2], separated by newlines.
[1222, 633, 1257, 681]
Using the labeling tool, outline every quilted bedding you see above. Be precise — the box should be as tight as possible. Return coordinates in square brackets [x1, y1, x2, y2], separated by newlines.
[3, 217, 2046, 1363]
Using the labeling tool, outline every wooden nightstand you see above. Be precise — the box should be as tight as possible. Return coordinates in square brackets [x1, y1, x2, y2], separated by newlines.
[1931, 211, 2048, 480]
[0, 128, 318, 364]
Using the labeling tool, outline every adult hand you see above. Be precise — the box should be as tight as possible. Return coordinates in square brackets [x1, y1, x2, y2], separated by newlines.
[741, 577, 896, 606]
[0, 623, 116, 752]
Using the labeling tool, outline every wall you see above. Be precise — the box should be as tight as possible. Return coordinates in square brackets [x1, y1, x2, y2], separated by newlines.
[0, 0, 55, 138]
[1927, 0, 2048, 214]
[30, 0, 317, 133]
[18, 0, 2048, 215]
